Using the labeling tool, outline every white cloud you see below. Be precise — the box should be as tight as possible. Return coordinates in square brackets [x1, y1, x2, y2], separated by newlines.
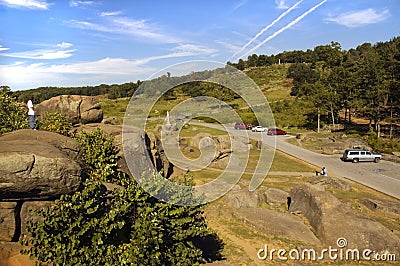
[275, 0, 288, 9]
[101, 11, 123, 17]
[69, 0, 95, 7]
[57, 42, 73, 49]
[0, 44, 10, 51]
[0, 42, 220, 90]
[0, 58, 154, 89]
[128, 44, 218, 66]
[0, 0, 49, 9]
[325, 8, 390, 28]
[67, 16, 179, 43]
[46, 57, 151, 74]
[0, 48, 75, 59]
[173, 44, 218, 56]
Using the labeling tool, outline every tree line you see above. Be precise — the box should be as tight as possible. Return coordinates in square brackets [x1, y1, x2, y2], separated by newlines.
[10, 81, 142, 103]
[230, 37, 400, 138]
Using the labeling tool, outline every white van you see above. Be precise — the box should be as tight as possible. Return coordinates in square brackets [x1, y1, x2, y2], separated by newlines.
[342, 149, 381, 163]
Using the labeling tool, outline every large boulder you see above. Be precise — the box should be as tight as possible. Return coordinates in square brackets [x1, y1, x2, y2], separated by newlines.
[0, 130, 82, 201]
[358, 198, 400, 215]
[225, 186, 264, 208]
[308, 176, 352, 191]
[232, 207, 320, 245]
[190, 132, 214, 149]
[146, 131, 173, 177]
[35, 95, 103, 125]
[289, 184, 400, 254]
[122, 126, 157, 179]
[263, 187, 290, 206]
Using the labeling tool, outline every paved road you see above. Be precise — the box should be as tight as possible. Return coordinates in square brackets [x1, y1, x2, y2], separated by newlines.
[189, 122, 400, 199]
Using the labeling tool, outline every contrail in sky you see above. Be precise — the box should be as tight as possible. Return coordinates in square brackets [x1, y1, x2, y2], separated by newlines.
[236, 0, 328, 60]
[230, 0, 303, 62]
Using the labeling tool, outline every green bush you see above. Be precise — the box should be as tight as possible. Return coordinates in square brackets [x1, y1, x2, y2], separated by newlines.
[0, 90, 29, 133]
[22, 173, 212, 265]
[21, 128, 217, 265]
[37, 112, 72, 136]
[75, 128, 120, 182]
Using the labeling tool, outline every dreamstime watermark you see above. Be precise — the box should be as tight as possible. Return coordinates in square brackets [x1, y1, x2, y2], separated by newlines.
[257, 237, 397, 262]
[122, 60, 276, 206]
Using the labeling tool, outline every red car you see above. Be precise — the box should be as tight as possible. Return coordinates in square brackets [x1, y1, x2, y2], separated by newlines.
[234, 122, 252, 130]
[267, 128, 286, 135]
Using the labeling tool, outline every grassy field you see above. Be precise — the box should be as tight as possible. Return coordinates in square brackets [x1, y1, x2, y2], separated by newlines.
[99, 64, 308, 129]
[99, 97, 130, 120]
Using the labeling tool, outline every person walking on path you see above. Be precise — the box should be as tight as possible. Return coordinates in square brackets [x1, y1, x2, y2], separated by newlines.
[27, 97, 35, 129]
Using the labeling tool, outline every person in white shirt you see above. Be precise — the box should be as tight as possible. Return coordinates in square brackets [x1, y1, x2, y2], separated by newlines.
[315, 166, 327, 176]
[320, 167, 327, 176]
[27, 97, 35, 129]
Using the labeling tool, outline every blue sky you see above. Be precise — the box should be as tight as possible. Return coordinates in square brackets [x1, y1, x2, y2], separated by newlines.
[0, 0, 399, 90]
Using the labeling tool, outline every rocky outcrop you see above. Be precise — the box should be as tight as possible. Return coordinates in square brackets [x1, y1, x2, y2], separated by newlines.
[35, 95, 103, 125]
[0, 130, 83, 243]
[289, 184, 400, 254]
[122, 126, 157, 179]
[0, 203, 17, 242]
[225, 186, 264, 208]
[309, 176, 352, 191]
[263, 188, 290, 206]
[358, 198, 400, 214]
[146, 131, 173, 177]
[190, 132, 214, 149]
[0, 130, 82, 201]
[232, 207, 320, 245]
[76, 124, 173, 178]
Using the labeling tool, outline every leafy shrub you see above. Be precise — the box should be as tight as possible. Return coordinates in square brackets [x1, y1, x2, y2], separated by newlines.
[21, 127, 216, 265]
[37, 112, 72, 136]
[75, 128, 120, 182]
[22, 129, 219, 265]
[22, 173, 213, 265]
[0, 89, 29, 133]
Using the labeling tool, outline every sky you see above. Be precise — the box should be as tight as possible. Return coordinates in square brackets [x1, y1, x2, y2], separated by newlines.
[0, 0, 399, 91]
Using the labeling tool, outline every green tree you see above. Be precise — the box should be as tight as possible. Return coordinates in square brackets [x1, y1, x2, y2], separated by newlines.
[0, 89, 29, 133]
[288, 63, 319, 96]
[355, 47, 387, 137]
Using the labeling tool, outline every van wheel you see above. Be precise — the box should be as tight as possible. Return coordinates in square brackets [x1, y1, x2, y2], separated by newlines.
[352, 158, 359, 163]
[374, 158, 380, 163]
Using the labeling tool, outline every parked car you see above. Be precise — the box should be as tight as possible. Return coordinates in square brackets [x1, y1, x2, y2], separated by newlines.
[252, 126, 268, 132]
[234, 122, 252, 130]
[267, 128, 286, 135]
[341, 149, 381, 163]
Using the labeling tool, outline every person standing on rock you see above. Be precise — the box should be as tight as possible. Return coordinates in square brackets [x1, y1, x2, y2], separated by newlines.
[27, 96, 36, 129]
